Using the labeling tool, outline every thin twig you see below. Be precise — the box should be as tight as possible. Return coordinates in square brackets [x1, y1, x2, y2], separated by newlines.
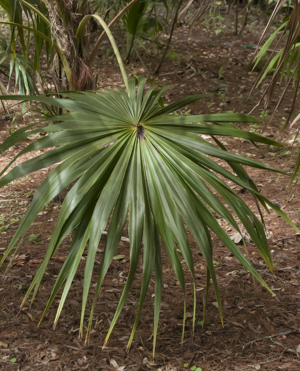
[239, 8, 249, 35]
[154, 0, 183, 75]
[240, 330, 298, 351]
[235, 355, 285, 371]
[235, 0, 239, 35]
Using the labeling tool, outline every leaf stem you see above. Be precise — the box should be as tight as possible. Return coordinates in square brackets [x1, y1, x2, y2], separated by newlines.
[76, 15, 129, 93]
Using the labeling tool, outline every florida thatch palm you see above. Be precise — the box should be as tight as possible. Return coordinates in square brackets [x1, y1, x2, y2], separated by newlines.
[0, 16, 298, 356]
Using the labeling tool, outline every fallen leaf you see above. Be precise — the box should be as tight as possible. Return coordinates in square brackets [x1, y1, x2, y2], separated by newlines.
[113, 255, 125, 260]
[110, 359, 119, 368]
[11, 253, 30, 267]
[280, 363, 293, 369]
[230, 232, 251, 244]
[27, 133, 41, 141]
[225, 270, 239, 276]
[50, 352, 59, 361]
[28, 259, 43, 266]
[277, 335, 286, 341]
[0, 341, 8, 348]
[248, 322, 261, 333]
[26, 312, 33, 321]
[228, 321, 244, 328]
[37, 211, 48, 216]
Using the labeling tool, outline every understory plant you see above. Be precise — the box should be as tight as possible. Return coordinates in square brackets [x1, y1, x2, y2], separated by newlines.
[0, 34, 37, 98]
[0, 16, 298, 357]
[0, 0, 140, 91]
[253, 0, 300, 188]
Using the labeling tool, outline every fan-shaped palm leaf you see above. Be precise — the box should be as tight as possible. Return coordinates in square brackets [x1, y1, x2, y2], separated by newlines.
[1, 80, 298, 354]
[1, 16, 299, 357]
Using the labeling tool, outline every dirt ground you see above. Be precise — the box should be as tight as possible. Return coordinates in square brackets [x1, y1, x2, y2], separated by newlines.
[1, 11, 300, 371]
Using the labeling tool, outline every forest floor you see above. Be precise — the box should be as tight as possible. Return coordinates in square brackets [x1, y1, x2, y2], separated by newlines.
[1, 13, 300, 371]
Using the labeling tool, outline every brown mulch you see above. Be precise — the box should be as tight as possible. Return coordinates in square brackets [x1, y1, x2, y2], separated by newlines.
[1, 14, 300, 371]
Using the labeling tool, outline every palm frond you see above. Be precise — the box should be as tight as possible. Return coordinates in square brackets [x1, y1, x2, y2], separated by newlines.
[1, 80, 299, 355]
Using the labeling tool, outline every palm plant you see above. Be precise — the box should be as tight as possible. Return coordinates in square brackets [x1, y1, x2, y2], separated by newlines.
[0, 0, 70, 90]
[123, 0, 150, 62]
[253, 0, 300, 188]
[1, 15, 298, 356]
[0, 34, 37, 101]
[0, 0, 141, 91]
[254, 0, 300, 119]
[122, 0, 167, 63]
[0, 0, 52, 72]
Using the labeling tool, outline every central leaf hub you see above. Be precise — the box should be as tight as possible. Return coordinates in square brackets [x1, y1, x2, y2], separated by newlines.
[136, 124, 145, 141]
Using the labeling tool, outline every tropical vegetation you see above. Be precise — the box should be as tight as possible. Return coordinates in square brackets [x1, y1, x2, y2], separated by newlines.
[0, 0, 299, 356]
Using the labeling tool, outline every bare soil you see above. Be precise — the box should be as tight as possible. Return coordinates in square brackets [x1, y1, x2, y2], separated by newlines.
[1, 16, 300, 371]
